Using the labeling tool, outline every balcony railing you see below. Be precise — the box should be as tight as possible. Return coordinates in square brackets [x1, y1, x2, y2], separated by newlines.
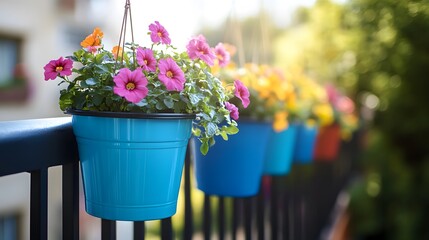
[0, 117, 359, 240]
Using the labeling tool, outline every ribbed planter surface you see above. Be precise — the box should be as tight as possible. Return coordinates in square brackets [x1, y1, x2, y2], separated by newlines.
[70, 110, 194, 221]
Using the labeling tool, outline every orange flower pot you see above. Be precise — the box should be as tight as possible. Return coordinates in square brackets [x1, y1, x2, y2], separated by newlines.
[313, 124, 341, 161]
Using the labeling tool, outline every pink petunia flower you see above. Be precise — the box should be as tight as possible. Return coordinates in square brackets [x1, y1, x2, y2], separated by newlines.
[234, 80, 250, 108]
[214, 43, 230, 67]
[113, 68, 148, 103]
[158, 58, 186, 91]
[43, 57, 73, 81]
[186, 35, 216, 66]
[225, 102, 239, 120]
[335, 96, 355, 114]
[86, 46, 101, 54]
[136, 47, 157, 72]
[326, 84, 339, 105]
[149, 21, 171, 45]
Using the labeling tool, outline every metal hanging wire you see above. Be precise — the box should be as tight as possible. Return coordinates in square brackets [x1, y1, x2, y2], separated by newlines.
[115, 0, 136, 70]
[225, 0, 270, 67]
[225, 0, 246, 67]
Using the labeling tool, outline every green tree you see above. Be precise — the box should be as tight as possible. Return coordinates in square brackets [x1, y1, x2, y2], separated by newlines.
[273, 0, 359, 96]
[343, 0, 429, 239]
[273, 0, 429, 239]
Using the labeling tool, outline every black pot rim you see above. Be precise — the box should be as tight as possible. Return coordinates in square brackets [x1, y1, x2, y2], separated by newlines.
[66, 109, 196, 120]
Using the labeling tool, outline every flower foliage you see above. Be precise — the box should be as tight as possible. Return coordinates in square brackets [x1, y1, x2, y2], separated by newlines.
[212, 58, 296, 132]
[43, 21, 249, 155]
[285, 67, 334, 127]
[325, 84, 359, 139]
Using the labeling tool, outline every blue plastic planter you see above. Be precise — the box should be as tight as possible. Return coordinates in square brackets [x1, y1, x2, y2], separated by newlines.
[69, 110, 194, 221]
[193, 120, 271, 197]
[293, 123, 318, 164]
[263, 124, 297, 175]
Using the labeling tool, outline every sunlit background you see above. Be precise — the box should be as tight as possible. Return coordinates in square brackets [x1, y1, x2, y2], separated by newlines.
[1, 0, 429, 239]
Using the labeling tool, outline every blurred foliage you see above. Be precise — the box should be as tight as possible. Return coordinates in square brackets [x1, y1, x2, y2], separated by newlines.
[201, 10, 283, 65]
[200, 0, 429, 238]
[345, 0, 429, 238]
[273, 0, 429, 238]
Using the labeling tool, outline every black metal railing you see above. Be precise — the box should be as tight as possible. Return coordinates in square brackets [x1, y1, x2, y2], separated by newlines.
[0, 117, 358, 240]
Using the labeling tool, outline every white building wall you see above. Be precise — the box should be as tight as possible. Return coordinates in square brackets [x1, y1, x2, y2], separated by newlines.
[0, 1, 116, 239]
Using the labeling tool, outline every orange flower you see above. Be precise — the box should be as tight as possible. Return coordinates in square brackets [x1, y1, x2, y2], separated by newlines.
[81, 27, 104, 48]
[112, 46, 123, 60]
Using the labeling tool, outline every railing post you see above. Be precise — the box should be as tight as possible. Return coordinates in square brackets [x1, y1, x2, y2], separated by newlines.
[232, 198, 240, 240]
[161, 218, 173, 240]
[183, 143, 193, 240]
[282, 186, 290, 240]
[133, 221, 145, 240]
[243, 197, 253, 240]
[203, 195, 212, 240]
[218, 197, 225, 240]
[270, 177, 279, 240]
[62, 161, 80, 240]
[257, 183, 265, 240]
[102, 219, 116, 240]
[30, 169, 48, 240]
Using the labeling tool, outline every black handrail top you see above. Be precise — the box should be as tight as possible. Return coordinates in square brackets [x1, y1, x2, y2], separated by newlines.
[0, 117, 78, 177]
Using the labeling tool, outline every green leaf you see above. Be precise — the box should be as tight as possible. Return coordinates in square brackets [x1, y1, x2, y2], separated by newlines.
[85, 78, 97, 86]
[156, 101, 165, 110]
[200, 141, 209, 155]
[80, 81, 89, 88]
[74, 93, 87, 109]
[189, 93, 201, 105]
[95, 64, 110, 74]
[92, 94, 103, 106]
[192, 127, 201, 137]
[225, 125, 239, 135]
[220, 131, 228, 141]
[207, 122, 217, 136]
[163, 98, 174, 109]
[135, 99, 148, 107]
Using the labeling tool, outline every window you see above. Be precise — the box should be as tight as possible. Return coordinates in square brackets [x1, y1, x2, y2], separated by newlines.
[0, 34, 29, 102]
[0, 214, 19, 240]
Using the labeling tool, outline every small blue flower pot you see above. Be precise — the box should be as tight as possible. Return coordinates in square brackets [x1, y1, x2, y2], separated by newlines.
[69, 110, 194, 221]
[293, 123, 318, 164]
[193, 120, 271, 197]
[263, 124, 297, 175]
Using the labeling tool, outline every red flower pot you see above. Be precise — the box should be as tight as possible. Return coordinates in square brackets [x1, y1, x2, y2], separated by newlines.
[313, 123, 341, 161]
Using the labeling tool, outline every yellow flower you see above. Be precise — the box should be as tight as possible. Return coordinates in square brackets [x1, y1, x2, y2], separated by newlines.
[312, 103, 334, 126]
[273, 111, 289, 132]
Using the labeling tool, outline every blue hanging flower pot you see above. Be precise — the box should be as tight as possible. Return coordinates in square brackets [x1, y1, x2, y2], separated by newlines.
[293, 122, 318, 164]
[193, 120, 271, 197]
[263, 124, 297, 175]
[69, 110, 194, 221]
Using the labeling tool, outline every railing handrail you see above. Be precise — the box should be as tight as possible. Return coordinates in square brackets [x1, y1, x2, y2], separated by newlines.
[0, 117, 78, 177]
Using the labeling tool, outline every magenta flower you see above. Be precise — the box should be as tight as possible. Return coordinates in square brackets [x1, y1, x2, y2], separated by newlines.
[149, 21, 171, 45]
[43, 57, 73, 80]
[234, 80, 250, 108]
[186, 35, 216, 66]
[136, 47, 157, 72]
[214, 43, 230, 67]
[225, 102, 239, 120]
[113, 68, 148, 103]
[158, 58, 186, 91]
